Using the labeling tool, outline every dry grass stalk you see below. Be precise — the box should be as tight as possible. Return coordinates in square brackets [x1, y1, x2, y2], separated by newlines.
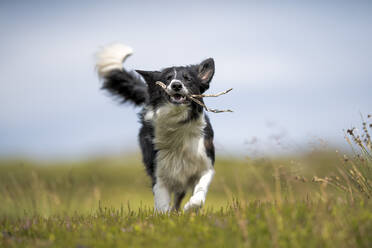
[313, 115, 372, 200]
[155, 81, 233, 113]
[312, 176, 349, 193]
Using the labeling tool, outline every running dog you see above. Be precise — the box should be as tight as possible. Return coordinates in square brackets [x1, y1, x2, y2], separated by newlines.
[96, 44, 215, 212]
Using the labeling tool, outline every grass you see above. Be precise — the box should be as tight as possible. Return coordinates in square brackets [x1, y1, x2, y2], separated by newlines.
[1, 117, 372, 247]
[1, 200, 372, 247]
[0, 152, 343, 217]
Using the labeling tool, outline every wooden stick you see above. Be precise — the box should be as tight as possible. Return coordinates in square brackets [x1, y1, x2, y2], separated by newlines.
[155, 81, 169, 93]
[155, 81, 233, 113]
[191, 88, 233, 98]
[188, 96, 233, 113]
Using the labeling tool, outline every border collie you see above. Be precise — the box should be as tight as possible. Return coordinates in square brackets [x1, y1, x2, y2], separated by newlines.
[96, 44, 215, 212]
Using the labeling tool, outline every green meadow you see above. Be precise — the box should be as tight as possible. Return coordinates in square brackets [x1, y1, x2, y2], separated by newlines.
[1, 119, 372, 247]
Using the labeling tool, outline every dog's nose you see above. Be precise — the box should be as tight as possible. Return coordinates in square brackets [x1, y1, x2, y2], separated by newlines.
[171, 82, 182, 91]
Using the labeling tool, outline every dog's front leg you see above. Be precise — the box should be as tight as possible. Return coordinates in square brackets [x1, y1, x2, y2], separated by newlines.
[153, 180, 171, 212]
[184, 169, 215, 211]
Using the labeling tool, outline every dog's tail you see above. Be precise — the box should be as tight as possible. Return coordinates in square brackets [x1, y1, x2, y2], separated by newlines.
[96, 43, 148, 106]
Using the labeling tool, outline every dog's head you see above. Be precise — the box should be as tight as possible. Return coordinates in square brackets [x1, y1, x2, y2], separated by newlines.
[136, 58, 215, 106]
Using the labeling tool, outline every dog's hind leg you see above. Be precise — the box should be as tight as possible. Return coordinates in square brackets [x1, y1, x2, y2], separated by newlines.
[173, 191, 186, 211]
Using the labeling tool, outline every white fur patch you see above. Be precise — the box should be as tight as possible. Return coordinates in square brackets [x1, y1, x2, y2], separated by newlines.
[95, 43, 133, 77]
[153, 179, 171, 212]
[184, 169, 214, 211]
[184, 191, 206, 210]
[144, 107, 155, 122]
[151, 103, 213, 194]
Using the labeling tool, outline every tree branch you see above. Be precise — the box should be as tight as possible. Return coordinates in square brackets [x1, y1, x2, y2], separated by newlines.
[155, 81, 233, 113]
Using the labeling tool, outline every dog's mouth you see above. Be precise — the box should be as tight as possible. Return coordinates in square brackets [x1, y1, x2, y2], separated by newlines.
[169, 93, 188, 104]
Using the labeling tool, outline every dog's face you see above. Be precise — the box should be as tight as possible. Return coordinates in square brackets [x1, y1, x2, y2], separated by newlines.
[136, 58, 215, 106]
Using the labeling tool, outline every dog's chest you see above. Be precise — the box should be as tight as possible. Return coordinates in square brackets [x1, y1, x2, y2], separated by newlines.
[149, 104, 212, 190]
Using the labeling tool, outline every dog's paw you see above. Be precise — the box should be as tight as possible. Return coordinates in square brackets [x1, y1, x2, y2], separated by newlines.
[155, 203, 171, 213]
[184, 191, 205, 211]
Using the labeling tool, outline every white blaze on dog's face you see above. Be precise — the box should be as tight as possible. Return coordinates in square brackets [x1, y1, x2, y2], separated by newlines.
[166, 69, 189, 104]
[136, 58, 215, 106]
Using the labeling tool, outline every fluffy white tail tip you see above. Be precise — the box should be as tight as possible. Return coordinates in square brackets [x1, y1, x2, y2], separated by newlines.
[96, 43, 133, 77]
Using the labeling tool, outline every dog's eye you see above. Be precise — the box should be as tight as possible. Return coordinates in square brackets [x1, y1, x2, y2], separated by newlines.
[183, 74, 191, 81]
[166, 75, 173, 81]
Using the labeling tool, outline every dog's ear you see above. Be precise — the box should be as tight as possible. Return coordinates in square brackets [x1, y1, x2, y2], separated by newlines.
[197, 58, 215, 92]
[136, 70, 160, 84]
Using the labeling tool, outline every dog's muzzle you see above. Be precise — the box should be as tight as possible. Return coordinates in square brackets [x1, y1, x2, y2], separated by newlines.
[168, 80, 188, 104]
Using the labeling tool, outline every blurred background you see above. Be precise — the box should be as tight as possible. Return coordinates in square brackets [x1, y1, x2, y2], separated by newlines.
[1, 0, 372, 220]
[0, 0, 371, 160]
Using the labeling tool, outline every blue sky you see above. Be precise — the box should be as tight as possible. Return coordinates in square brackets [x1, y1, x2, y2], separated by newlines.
[0, 1, 371, 159]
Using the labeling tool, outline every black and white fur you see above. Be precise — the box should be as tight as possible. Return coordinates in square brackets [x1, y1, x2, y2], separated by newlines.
[96, 44, 215, 212]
